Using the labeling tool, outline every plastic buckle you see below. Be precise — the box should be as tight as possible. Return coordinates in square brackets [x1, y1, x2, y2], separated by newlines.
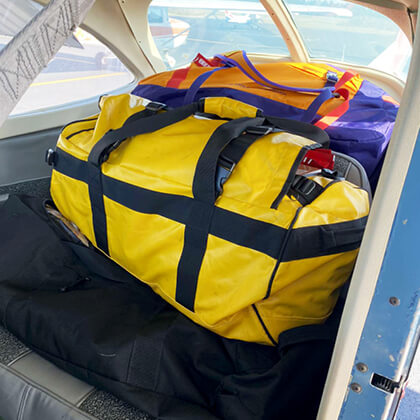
[321, 168, 339, 179]
[45, 148, 56, 166]
[326, 71, 339, 84]
[215, 156, 236, 196]
[246, 126, 273, 136]
[145, 101, 167, 112]
[294, 177, 316, 196]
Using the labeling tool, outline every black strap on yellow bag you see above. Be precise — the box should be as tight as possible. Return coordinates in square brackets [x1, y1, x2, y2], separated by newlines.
[86, 100, 329, 265]
[49, 94, 368, 345]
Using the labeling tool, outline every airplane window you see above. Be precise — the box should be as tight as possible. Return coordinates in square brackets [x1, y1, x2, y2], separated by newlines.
[147, 0, 289, 69]
[149, 7, 165, 24]
[283, 0, 412, 80]
[1, 0, 134, 116]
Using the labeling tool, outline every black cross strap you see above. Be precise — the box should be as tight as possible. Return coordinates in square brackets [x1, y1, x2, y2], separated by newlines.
[176, 117, 267, 310]
[67, 99, 332, 308]
[176, 115, 330, 311]
[86, 102, 200, 253]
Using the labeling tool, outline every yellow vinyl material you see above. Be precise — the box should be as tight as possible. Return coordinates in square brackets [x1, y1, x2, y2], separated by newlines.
[51, 94, 370, 345]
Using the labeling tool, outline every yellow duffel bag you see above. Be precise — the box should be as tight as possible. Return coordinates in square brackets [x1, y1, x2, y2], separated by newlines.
[48, 93, 369, 345]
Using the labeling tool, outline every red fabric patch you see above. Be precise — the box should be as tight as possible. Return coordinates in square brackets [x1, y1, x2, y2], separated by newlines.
[193, 53, 214, 68]
[302, 149, 335, 170]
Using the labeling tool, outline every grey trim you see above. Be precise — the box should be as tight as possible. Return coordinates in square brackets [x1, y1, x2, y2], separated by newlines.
[0, 177, 51, 199]
[333, 151, 372, 202]
[12, 352, 94, 406]
[8, 350, 33, 367]
[0, 127, 60, 187]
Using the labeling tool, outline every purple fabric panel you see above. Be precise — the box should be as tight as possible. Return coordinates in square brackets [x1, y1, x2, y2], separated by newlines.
[326, 80, 398, 189]
[131, 81, 398, 191]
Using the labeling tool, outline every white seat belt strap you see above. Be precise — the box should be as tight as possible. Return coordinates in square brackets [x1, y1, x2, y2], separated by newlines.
[0, 0, 95, 127]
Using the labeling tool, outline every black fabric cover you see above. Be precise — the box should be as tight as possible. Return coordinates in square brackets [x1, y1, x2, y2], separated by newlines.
[0, 195, 343, 420]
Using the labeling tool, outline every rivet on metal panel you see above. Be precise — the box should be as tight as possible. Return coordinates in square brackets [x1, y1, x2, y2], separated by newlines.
[356, 362, 368, 373]
[389, 296, 400, 306]
[350, 383, 362, 393]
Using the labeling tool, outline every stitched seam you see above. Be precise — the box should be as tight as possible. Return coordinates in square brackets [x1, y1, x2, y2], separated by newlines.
[252, 304, 276, 345]
[17, 385, 30, 420]
[125, 338, 136, 384]
[264, 206, 303, 298]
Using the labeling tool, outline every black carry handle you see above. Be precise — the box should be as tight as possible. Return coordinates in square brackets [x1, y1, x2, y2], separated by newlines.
[192, 117, 265, 202]
[263, 115, 330, 148]
[193, 113, 331, 203]
[88, 102, 200, 166]
[87, 99, 330, 168]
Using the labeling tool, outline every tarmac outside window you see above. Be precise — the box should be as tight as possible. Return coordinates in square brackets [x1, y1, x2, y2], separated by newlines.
[0, 0, 133, 116]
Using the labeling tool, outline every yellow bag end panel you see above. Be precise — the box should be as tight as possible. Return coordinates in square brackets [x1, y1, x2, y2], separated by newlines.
[58, 120, 98, 162]
[268, 250, 358, 313]
[50, 93, 369, 345]
[256, 250, 359, 343]
[57, 94, 152, 162]
[50, 171, 96, 247]
[294, 181, 370, 229]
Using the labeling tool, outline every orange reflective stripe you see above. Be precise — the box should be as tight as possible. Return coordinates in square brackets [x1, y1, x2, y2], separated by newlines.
[315, 87, 350, 130]
[315, 71, 358, 129]
[382, 95, 400, 106]
[166, 66, 190, 88]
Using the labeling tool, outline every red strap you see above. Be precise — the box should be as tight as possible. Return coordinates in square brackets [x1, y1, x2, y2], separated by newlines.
[334, 70, 357, 90]
[315, 87, 350, 130]
[166, 67, 190, 88]
[314, 71, 357, 130]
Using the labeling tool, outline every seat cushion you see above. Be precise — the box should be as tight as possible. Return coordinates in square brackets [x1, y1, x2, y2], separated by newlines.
[0, 325, 151, 420]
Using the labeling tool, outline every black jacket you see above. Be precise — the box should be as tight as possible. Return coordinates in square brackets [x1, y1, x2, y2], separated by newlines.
[0, 195, 342, 420]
